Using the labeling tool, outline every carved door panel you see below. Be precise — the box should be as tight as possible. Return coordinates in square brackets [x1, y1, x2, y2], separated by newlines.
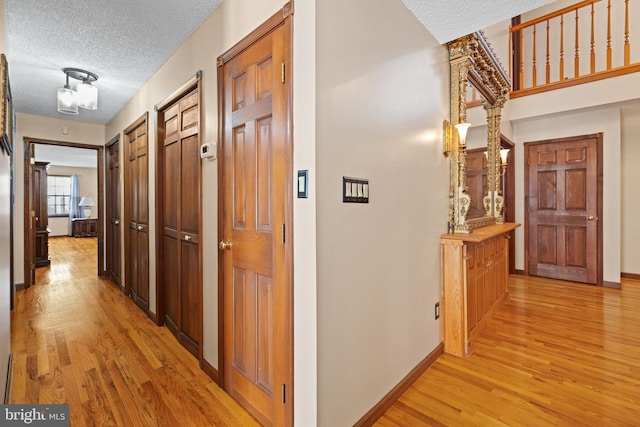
[527, 135, 600, 284]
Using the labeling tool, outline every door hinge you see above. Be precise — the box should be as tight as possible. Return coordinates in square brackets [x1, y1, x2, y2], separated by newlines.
[30, 157, 35, 165]
[281, 224, 286, 244]
[281, 63, 285, 84]
[281, 384, 286, 404]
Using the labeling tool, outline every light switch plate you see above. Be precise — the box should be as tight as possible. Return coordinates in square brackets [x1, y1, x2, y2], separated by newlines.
[297, 170, 309, 198]
[343, 177, 369, 203]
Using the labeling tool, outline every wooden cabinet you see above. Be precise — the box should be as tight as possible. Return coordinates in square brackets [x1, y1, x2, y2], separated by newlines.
[72, 218, 97, 237]
[34, 162, 50, 267]
[441, 223, 519, 357]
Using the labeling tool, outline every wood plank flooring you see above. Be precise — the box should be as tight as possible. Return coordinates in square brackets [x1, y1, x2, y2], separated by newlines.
[11, 236, 259, 426]
[376, 275, 640, 426]
[14, 237, 640, 425]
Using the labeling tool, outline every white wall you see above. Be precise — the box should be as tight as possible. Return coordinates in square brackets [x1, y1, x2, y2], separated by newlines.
[42, 165, 98, 237]
[621, 102, 640, 275]
[1, 0, 11, 400]
[316, 0, 449, 424]
[13, 113, 105, 283]
[0, 142, 9, 401]
[292, 0, 318, 423]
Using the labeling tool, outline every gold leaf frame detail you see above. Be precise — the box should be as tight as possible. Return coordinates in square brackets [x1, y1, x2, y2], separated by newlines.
[0, 54, 10, 155]
[447, 32, 511, 233]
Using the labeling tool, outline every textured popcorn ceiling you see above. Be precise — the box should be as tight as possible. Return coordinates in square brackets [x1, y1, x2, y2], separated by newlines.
[7, 0, 555, 124]
[6, 0, 222, 124]
[400, 0, 557, 43]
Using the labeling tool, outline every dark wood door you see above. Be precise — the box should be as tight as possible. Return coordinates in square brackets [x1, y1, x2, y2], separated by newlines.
[34, 161, 50, 268]
[526, 134, 601, 284]
[218, 8, 293, 426]
[466, 148, 487, 219]
[124, 115, 149, 311]
[106, 138, 121, 287]
[160, 87, 202, 357]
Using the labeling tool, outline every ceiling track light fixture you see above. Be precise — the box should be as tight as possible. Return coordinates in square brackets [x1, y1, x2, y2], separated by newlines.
[57, 68, 99, 114]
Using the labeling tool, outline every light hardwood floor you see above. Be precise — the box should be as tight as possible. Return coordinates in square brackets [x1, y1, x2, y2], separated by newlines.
[376, 275, 640, 426]
[13, 237, 640, 425]
[11, 236, 259, 426]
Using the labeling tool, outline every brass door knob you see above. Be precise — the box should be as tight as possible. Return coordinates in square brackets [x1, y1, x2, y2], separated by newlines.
[219, 239, 232, 250]
[587, 215, 595, 221]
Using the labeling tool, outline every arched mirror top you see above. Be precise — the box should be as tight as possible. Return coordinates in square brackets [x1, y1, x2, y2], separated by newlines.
[447, 31, 511, 234]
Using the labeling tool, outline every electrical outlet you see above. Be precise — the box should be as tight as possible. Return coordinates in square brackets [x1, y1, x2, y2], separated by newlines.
[434, 302, 440, 320]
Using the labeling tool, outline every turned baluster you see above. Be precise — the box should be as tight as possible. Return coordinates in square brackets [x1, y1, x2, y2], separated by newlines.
[560, 14, 565, 79]
[546, 19, 551, 84]
[575, 9, 580, 77]
[590, 2, 596, 74]
[624, 0, 630, 66]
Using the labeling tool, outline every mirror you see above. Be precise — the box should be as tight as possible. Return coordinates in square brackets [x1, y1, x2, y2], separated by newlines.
[446, 32, 511, 233]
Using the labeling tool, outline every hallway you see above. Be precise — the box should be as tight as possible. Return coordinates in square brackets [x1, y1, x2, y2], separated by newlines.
[10, 237, 258, 426]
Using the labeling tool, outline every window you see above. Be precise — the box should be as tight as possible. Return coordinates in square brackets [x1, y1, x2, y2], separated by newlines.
[47, 175, 71, 216]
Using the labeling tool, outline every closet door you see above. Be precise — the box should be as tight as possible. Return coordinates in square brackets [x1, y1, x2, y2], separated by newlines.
[160, 87, 201, 357]
[106, 138, 121, 287]
[124, 115, 149, 312]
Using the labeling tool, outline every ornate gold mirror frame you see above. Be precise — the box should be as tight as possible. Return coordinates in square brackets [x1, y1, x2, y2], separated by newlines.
[447, 32, 511, 233]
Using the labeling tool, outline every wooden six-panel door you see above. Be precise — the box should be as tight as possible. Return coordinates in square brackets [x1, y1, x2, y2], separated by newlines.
[106, 137, 121, 287]
[124, 115, 149, 311]
[526, 134, 602, 284]
[218, 5, 293, 426]
[160, 86, 202, 357]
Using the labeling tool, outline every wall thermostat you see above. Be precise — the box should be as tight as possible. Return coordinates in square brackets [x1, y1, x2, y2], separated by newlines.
[200, 142, 217, 160]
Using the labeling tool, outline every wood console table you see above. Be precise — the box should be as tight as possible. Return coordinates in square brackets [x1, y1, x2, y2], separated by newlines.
[72, 218, 98, 237]
[441, 223, 520, 357]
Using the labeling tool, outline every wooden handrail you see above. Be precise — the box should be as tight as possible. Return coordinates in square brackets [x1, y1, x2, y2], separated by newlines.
[511, 0, 637, 97]
[510, 0, 601, 32]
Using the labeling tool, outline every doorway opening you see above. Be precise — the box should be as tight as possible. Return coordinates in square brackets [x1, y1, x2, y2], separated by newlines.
[23, 138, 104, 288]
